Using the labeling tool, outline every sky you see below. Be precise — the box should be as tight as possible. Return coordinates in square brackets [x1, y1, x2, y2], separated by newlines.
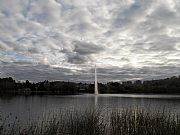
[0, 0, 180, 82]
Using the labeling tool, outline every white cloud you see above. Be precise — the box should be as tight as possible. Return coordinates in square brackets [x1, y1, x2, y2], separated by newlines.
[0, 0, 180, 82]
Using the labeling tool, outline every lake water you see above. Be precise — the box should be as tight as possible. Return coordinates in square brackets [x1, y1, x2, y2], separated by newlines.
[1, 94, 180, 123]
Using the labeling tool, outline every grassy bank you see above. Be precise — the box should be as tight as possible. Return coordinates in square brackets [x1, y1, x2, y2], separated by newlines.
[0, 108, 180, 135]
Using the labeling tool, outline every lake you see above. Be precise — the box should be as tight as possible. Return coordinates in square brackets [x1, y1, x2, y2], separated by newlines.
[1, 94, 180, 123]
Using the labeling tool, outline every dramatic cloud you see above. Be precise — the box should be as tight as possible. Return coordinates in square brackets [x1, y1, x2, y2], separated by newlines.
[0, 0, 180, 82]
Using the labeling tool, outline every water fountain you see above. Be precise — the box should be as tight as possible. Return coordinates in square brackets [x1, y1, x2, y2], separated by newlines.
[95, 65, 99, 95]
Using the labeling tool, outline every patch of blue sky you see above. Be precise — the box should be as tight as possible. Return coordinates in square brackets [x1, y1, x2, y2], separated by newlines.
[15, 34, 37, 42]
[0, 50, 33, 62]
[1, 9, 11, 17]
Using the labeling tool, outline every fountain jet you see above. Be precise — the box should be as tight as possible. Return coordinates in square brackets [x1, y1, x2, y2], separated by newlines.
[95, 65, 98, 95]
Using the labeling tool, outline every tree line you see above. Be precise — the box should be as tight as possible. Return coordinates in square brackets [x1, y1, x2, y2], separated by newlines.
[0, 76, 180, 95]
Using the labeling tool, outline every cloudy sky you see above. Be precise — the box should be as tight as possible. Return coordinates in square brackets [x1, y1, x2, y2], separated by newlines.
[0, 0, 180, 82]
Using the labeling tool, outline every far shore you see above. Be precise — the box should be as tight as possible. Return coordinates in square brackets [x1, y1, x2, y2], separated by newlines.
[1, 76, 180, 95]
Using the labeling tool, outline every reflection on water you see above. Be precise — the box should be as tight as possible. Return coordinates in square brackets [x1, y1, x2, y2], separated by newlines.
[0, 94, 180, 122]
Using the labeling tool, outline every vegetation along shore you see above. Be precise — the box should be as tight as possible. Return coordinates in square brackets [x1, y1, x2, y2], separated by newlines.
[1, 76, 180, 95]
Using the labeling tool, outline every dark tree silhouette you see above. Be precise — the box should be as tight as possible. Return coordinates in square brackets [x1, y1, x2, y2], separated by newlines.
[1, 76, 180, 95]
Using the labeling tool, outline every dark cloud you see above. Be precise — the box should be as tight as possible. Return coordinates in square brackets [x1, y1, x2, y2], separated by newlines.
[63, 40, 104, 64]
[1, 62, 73, 82]
[67, 53, 88, 64]
[73, 41, 104, 55]
[27, 47, 39, 54]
